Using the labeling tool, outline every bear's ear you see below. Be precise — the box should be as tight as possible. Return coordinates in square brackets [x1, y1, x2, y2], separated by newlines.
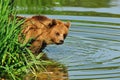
[65, 22, 70, 28]
[48, 19, 57, 28]
[52, 19, 57, 26]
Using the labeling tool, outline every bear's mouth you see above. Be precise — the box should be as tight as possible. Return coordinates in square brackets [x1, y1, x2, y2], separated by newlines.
[51, 39, 64, 45]
[55, 41, 64, 45]
[56, 43, 63, 45]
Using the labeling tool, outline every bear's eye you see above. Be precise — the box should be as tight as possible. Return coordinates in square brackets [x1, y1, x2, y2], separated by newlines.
[64, 34, 67, 39]
[55, 32, 60, 36]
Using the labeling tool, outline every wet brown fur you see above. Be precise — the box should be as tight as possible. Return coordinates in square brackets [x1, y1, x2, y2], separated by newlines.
[19, 15, 70, 54]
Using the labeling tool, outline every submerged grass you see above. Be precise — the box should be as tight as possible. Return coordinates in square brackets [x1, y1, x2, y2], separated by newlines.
[0, 0, 57, 80]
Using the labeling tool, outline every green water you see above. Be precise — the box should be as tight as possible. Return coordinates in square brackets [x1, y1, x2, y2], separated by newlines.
[15, 0, 120, 80]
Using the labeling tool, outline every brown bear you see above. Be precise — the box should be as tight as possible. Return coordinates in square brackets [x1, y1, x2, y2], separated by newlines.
[19, 15, 70, 54]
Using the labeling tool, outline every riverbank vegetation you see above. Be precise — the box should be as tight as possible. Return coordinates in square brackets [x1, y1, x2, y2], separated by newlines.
[0, 0, 60, 80]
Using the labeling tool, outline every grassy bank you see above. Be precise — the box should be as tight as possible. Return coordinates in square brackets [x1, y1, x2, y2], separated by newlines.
[0, 0, 55, 80]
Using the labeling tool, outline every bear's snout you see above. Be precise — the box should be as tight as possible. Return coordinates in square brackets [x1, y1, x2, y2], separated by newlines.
[59, 40, 64, 44]
[56, 40, 64, 45]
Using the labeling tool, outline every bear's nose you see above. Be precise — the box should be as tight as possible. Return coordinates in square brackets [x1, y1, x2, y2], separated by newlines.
[59, 40, 64, 44]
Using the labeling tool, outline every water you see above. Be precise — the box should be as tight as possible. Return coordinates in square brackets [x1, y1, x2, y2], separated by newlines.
[46, 15, 120, 80]
[15, 0, 120, 79]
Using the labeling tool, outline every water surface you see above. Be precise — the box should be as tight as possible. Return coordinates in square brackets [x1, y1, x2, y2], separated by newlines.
[46, 15, 120, 80]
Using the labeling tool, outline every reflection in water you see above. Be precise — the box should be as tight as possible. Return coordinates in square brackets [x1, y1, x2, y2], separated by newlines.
[15, 0, 111, 8]
[15, 0, 120, 80]
[60, 0, 111, 8]
[15, 0, 120, 17]
[25, 66, 68, 80]
[54, 6, 120, 14]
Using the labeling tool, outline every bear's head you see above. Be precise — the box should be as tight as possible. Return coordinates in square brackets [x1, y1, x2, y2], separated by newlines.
[44, 19, 70, 45]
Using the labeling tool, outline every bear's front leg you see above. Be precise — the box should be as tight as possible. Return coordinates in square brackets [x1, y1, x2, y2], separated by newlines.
[29, 39, 43, 54]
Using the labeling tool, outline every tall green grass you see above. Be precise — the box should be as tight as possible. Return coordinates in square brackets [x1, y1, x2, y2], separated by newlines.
[0, 0, 53, 80]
